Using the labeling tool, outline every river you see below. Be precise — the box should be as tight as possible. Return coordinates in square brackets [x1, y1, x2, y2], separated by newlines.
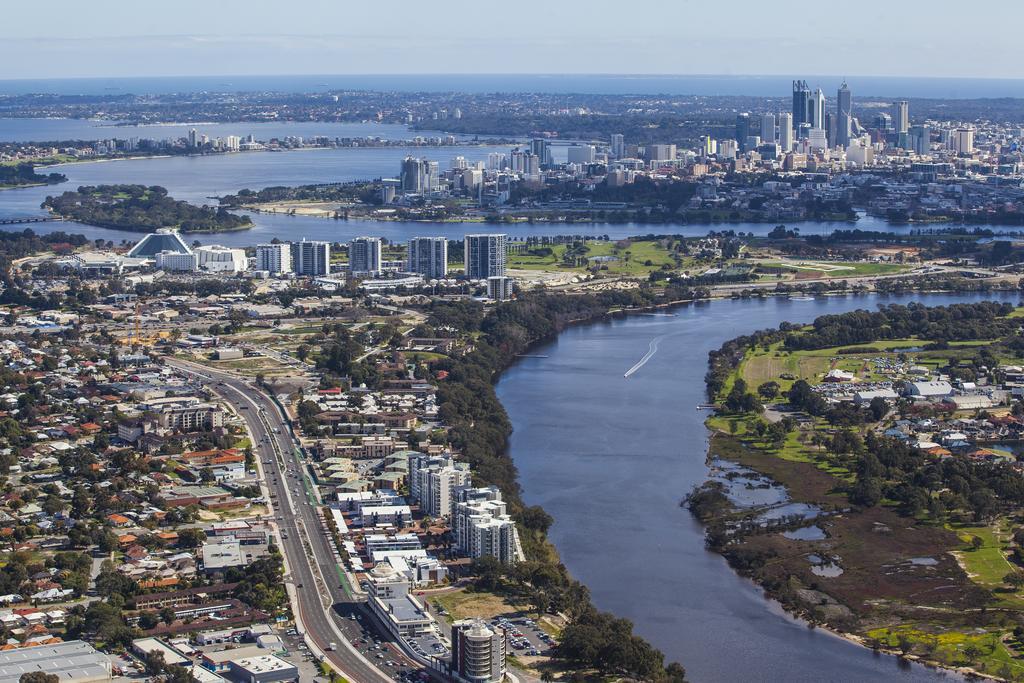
[494, 291, 1019, 682]
[1, 145, 926, 246]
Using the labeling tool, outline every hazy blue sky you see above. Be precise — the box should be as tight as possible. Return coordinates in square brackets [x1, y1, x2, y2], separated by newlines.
[5, 0, 1023, 80]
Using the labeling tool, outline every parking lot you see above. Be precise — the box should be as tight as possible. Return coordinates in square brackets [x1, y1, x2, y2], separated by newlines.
[492, 616, 555, 657]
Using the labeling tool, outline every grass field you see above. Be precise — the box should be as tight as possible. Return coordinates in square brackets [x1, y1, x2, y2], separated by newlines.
[432, 589, 527, 624]
[757, 259, 911, 279]
[955, 525, 1015, 587]
[507, 239, 692, 277]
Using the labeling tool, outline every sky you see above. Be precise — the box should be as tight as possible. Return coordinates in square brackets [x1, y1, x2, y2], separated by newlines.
[4, 0, 1024, 81]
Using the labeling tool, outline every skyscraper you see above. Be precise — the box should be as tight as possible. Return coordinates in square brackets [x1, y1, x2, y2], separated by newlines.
[778, 112, 794, 152]
[464, 234, 507, 279]
[811, 88, 826, 132]
[735, 113, 751, 150]
[295, 240, 330, 276]
[760, 113, 776, 144]
[909, 125, 931, 155]
[610, 133, 625, 158]
[348, 237, 382, 275]
[894, 101, 910, 134]
[792, 80, 813, 130]
[407, 237, 448, 279]
[400, 156, 426, 193]
[530, 138, 551, 165]
[836, 81, 853, 147]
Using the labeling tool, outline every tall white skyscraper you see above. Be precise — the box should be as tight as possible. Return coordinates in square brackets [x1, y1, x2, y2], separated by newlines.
[464, 234, 507, 279]
[894, 101, 910, 134]
[778, 112, 794, 152]
[348, 237, 382, 275]
[407, 237, 448, 279]
[760, 113, 776, 144]
[255, 243, 292, 274]
[811, 88, 826, 131]
[296, 240, 330, 276]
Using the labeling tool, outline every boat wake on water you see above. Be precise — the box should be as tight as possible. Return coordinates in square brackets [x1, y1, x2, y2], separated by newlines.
[624, 334, 665, 378]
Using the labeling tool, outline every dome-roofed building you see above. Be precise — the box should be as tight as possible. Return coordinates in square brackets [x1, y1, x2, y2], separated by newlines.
[127, 228, 193, 258]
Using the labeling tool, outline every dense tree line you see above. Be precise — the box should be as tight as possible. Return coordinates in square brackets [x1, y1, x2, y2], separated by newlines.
[431, 290, 688, 679]
[784, 302, 1016, 351]
[218, 181, 378, 207]
[42, 184, 252, 233]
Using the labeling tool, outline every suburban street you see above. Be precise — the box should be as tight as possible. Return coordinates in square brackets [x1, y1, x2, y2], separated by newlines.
[165, 357, 413, 683]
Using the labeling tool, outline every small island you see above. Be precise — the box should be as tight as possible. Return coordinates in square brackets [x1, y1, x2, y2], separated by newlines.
[42, 184, 252, 233]
[0, 162, 66, 190]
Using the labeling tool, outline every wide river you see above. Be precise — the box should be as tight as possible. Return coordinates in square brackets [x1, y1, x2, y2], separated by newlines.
[0, 127, 927, 246]
[495, 291, 1020, 682]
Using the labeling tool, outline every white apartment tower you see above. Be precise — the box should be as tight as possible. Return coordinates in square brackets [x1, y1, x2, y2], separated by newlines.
[407, 237, 448, 279]
[778, 112, 794, 152]
[349, 236, 383, 275]
[256, 243, 292, 274]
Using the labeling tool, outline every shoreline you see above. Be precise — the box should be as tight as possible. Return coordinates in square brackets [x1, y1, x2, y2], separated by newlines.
[701, 422, 987, 681]
[492, 290, 1016, 680]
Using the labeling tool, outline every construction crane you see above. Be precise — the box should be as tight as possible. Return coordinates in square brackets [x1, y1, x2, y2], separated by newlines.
[118, 299, 169, 347]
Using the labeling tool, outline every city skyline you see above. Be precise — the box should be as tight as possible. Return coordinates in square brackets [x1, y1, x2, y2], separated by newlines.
[5, 0, 1024, 81]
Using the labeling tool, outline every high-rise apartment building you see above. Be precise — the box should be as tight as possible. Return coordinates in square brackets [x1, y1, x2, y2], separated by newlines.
[295, 240, 330, 276]
[407, 237, 448, 279]
[451, 620, 507, 683]
[453, 487, 522, 565]
[348, 236, 382, 275]
[256, 243, 292, 274]
[464, 234, 507, 279]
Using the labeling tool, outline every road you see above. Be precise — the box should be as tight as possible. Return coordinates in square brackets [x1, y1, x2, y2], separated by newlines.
[165, 358, 408, 683]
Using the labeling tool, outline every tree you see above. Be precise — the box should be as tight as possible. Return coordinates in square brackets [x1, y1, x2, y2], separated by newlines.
[757, 381, 780, 400]
[177, 527, 206, 548]
[20, 674, 59, 683]
[665, 662, 688, 682]
[1004, 571, 1024, 590]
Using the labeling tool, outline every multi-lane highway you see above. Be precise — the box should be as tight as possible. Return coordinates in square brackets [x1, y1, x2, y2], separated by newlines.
[166, 358, 408, 683]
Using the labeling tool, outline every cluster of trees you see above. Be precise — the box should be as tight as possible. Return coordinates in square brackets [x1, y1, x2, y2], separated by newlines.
[843, 431, 1024, 525]
[224, 551, 287, 613]
[0, 163, 65, 188]
[42, 184, 252, 233]
[313, 324, 380, 390]
[219, 181, 377, 207]
[784, 302, 1016, 351]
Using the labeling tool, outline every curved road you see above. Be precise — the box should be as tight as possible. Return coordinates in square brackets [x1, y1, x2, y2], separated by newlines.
[166, 358, 404, 683]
